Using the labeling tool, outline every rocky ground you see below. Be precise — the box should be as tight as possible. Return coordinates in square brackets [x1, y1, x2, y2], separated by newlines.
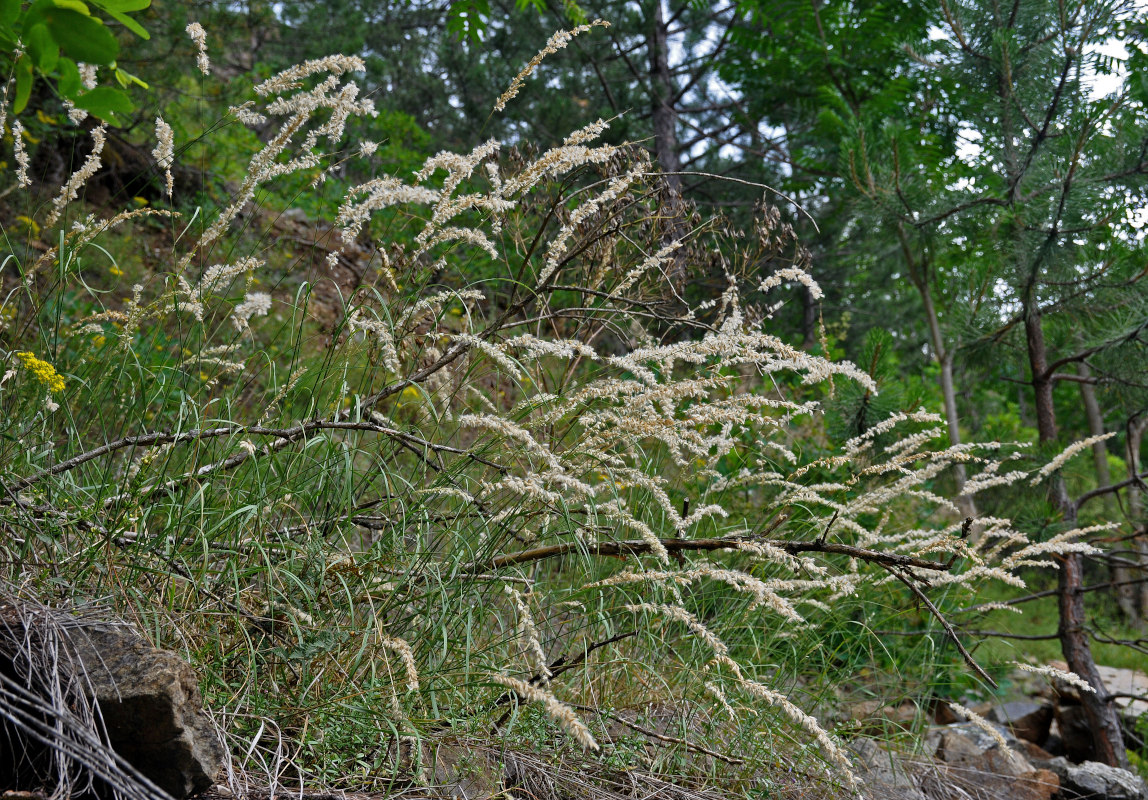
[3, 600, 1147, 800]
[851, 682, 1148, 800]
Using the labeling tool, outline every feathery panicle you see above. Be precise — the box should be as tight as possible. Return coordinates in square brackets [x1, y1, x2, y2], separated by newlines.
[186, 22, 210, 74]
[492, 674, 597, 750]
[46, 125, 107, 227]
[1012, 663, 1096, 693]
[506, 587, 551, 684]
[153, 117, 175, 197]
[12, 118, 31, 187]
[730, 673, 857, 790]
[380, 637, 419, 692]
[946, 702, 1010, 749]
[624, 603, 729, 656]
[494, 20, 610, 112]
[1030, 433, 1116, 484]
[232, 292, 272, 331]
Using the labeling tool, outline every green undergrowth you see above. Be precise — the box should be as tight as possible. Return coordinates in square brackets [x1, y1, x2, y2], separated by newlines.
[0, 39, 1110, 800]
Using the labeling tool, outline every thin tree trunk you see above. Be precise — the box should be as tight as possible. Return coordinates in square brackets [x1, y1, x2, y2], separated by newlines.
[648, 0, 688, 288]
[649, 0, 681, 198]
[801, 284, 817, 351]
[899, 224, 976, 520]
[1077, 358, 1136, 622]
[1026, 311, 1129, 768]
[1128, 416, 1147, 619]
[1077, 361, 1111, 492]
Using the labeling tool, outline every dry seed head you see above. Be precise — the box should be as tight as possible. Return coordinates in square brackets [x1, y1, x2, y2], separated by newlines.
[153, 117, 175, 197]
[492, 674, 597, 750]
[380, 636, 420, 692]
[624, 603, 728, 656]
[185, 22, 210, 74]
[735, 675, 857, 790]
[506, 587, 551, 684]
[494, 20, 610, 112]
[12, 119, 31, 188]
[1012, 662, 1096, 693]
[1031, 433, 1116, 485]
[232, 292, 272, 331]
[946, 702, 1010, 748]
[758, 266, 823, 300]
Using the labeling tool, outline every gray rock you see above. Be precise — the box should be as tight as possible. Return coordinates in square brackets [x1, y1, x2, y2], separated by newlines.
[65, 623, 223, 799]
[987, 700, 1054, 744]
[0, 606, 223, 800]
[927, 723, 1058, 800]
[1038, 758, 1148, 800]
[850, 738, 925, 800]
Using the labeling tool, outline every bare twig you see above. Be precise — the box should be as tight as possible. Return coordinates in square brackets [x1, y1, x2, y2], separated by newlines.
[882, 565, 998, 689]
[568, 703, 744, 765]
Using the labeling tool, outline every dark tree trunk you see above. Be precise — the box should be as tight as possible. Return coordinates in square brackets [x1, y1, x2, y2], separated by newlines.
[1025, 310, 1129, 769]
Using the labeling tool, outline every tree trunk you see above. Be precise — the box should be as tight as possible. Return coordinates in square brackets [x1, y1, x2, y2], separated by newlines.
[1026, 310, 1129, 768]
[649, 0, 682, 198]
[900, 224, 976, 521]
[1128, 417, 1148, 620]
[801, 284, 818, 351]
[648, 0, 688, 288]
[1077, 361, 1111, 492]
[1077, 358, 1137, 623]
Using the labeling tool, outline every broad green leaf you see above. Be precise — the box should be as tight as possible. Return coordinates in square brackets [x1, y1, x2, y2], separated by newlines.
[27, 24, 59, 72]
[91, 0, 149, 10]
[101, 5, 148, 38]
[72, 85, 134, 118]
[0, 0, 19, 29]
[13, 54, 33, 113]
[56, 56, 80, 96]
[45, 8, 118, 64]
[49, 0, 91, 13]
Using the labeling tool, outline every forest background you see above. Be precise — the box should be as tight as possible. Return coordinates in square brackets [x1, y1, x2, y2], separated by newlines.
[1, 0, 1147, 798]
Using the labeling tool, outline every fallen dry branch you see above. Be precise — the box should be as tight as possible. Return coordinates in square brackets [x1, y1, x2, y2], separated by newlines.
[465, 534, 954, 574]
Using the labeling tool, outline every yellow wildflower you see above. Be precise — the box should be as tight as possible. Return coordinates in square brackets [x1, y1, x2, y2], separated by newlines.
[109, 265, 124, 277]
[35, 110, 56, 126]
[15, 351, 66, 394]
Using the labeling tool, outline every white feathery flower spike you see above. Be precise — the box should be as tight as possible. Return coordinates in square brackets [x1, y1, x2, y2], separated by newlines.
[186, 22, 210, 74]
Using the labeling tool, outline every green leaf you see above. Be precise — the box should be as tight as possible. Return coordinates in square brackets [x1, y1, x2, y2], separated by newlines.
[13, 54, 33, 114]
[446, 0, 489, 42]
[72, 85, 134, 117]
[27, 23, 59, 72]
[101, 5, 148, 38]
[49, 0, 92, 14]
[91, 0, 149, 10]
[114, 66, 147, 89]
[0, 0, 20, 30]
[45, 8, 118, 64]
[56, 56, 80, 96]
